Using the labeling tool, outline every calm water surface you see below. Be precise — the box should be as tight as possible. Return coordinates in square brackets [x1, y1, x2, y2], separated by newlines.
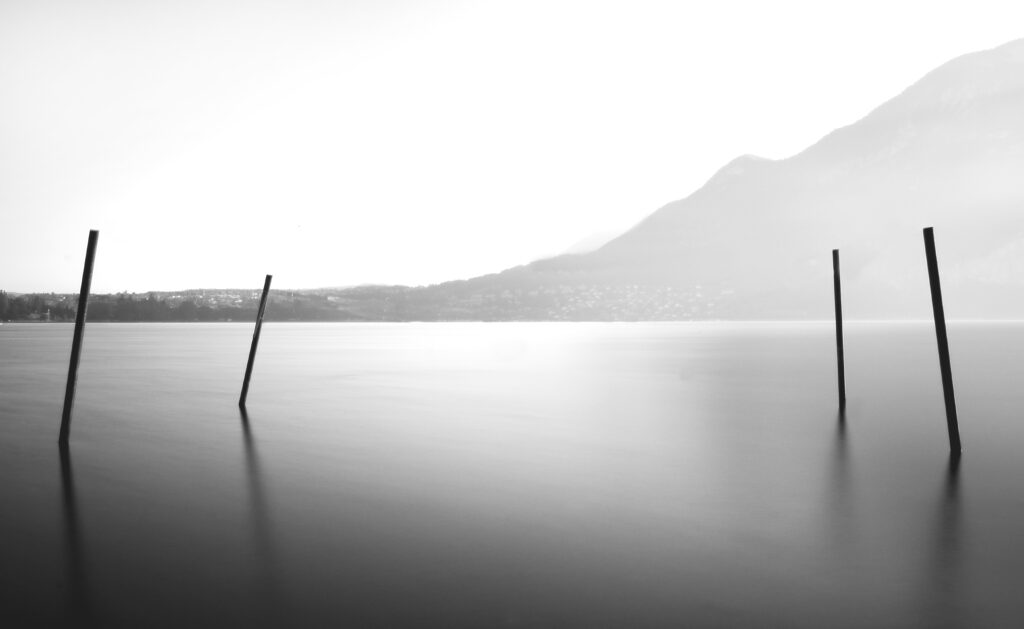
[2, 322, 1024, 627]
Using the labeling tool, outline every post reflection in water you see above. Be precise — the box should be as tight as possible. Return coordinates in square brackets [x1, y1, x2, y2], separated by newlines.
[238, 407, 287, 623]
[926, 453, 963, 628]
[59, 443, 97, 628]
[827, 408, 855, 550]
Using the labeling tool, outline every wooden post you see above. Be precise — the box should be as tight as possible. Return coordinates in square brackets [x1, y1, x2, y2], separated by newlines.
[239, 274, 272, 408]
[58, 230, 98, 445]
[833, 249, 846, 409]
[923, 227, 962, 454]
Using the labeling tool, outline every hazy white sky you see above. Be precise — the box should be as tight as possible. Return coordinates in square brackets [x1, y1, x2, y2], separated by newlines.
[2, 0, 1023, 293]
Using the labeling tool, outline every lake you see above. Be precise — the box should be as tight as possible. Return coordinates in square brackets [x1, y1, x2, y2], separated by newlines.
[2, 321, 1024, 627]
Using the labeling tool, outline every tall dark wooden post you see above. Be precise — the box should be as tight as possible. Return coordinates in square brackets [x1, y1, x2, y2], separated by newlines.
[923, 227, 962, 454]
[833, 249, 846, 409]
[239, 274, 272, 408]
[58, 230, 98, 446]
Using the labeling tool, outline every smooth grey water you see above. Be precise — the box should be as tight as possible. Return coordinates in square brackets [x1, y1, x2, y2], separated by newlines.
[2, 322, 1024, 627]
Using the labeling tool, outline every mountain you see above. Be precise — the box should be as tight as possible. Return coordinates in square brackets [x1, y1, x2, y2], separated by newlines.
[338, 38, 1024, 321]
[496, 38, 1024, 319]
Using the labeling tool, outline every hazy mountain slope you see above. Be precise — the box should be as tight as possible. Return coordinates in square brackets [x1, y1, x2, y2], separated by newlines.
[494, 38, 1024, 319]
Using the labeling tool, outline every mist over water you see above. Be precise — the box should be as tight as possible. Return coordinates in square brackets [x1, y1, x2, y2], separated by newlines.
[2, 322, 1024, 627]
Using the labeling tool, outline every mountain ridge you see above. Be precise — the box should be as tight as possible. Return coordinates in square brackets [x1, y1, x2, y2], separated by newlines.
[472, 36, 1024, 320]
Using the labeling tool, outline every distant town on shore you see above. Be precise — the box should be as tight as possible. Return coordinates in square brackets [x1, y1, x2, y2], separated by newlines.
[0, 283, 722, 323]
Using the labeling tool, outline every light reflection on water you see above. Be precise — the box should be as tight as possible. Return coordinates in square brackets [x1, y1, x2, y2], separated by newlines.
[2, 322, 1024, 626]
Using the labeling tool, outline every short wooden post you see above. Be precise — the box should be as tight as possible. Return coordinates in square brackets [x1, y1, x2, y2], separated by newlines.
[239, 274, 272, 408]
[833, 249, 846, 409]
[923, 227, 961, 454]
[58, 230, 98, 445]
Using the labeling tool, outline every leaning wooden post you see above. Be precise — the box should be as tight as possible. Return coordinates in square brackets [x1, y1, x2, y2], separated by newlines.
[239, 274, 272, 408]
[833, 249, 846, 409]
[923, 227, 962, 454]
[59, 230, 99, 445]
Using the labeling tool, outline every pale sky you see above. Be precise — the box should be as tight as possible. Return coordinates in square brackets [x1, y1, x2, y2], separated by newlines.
[2, 0, 1023, 293]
